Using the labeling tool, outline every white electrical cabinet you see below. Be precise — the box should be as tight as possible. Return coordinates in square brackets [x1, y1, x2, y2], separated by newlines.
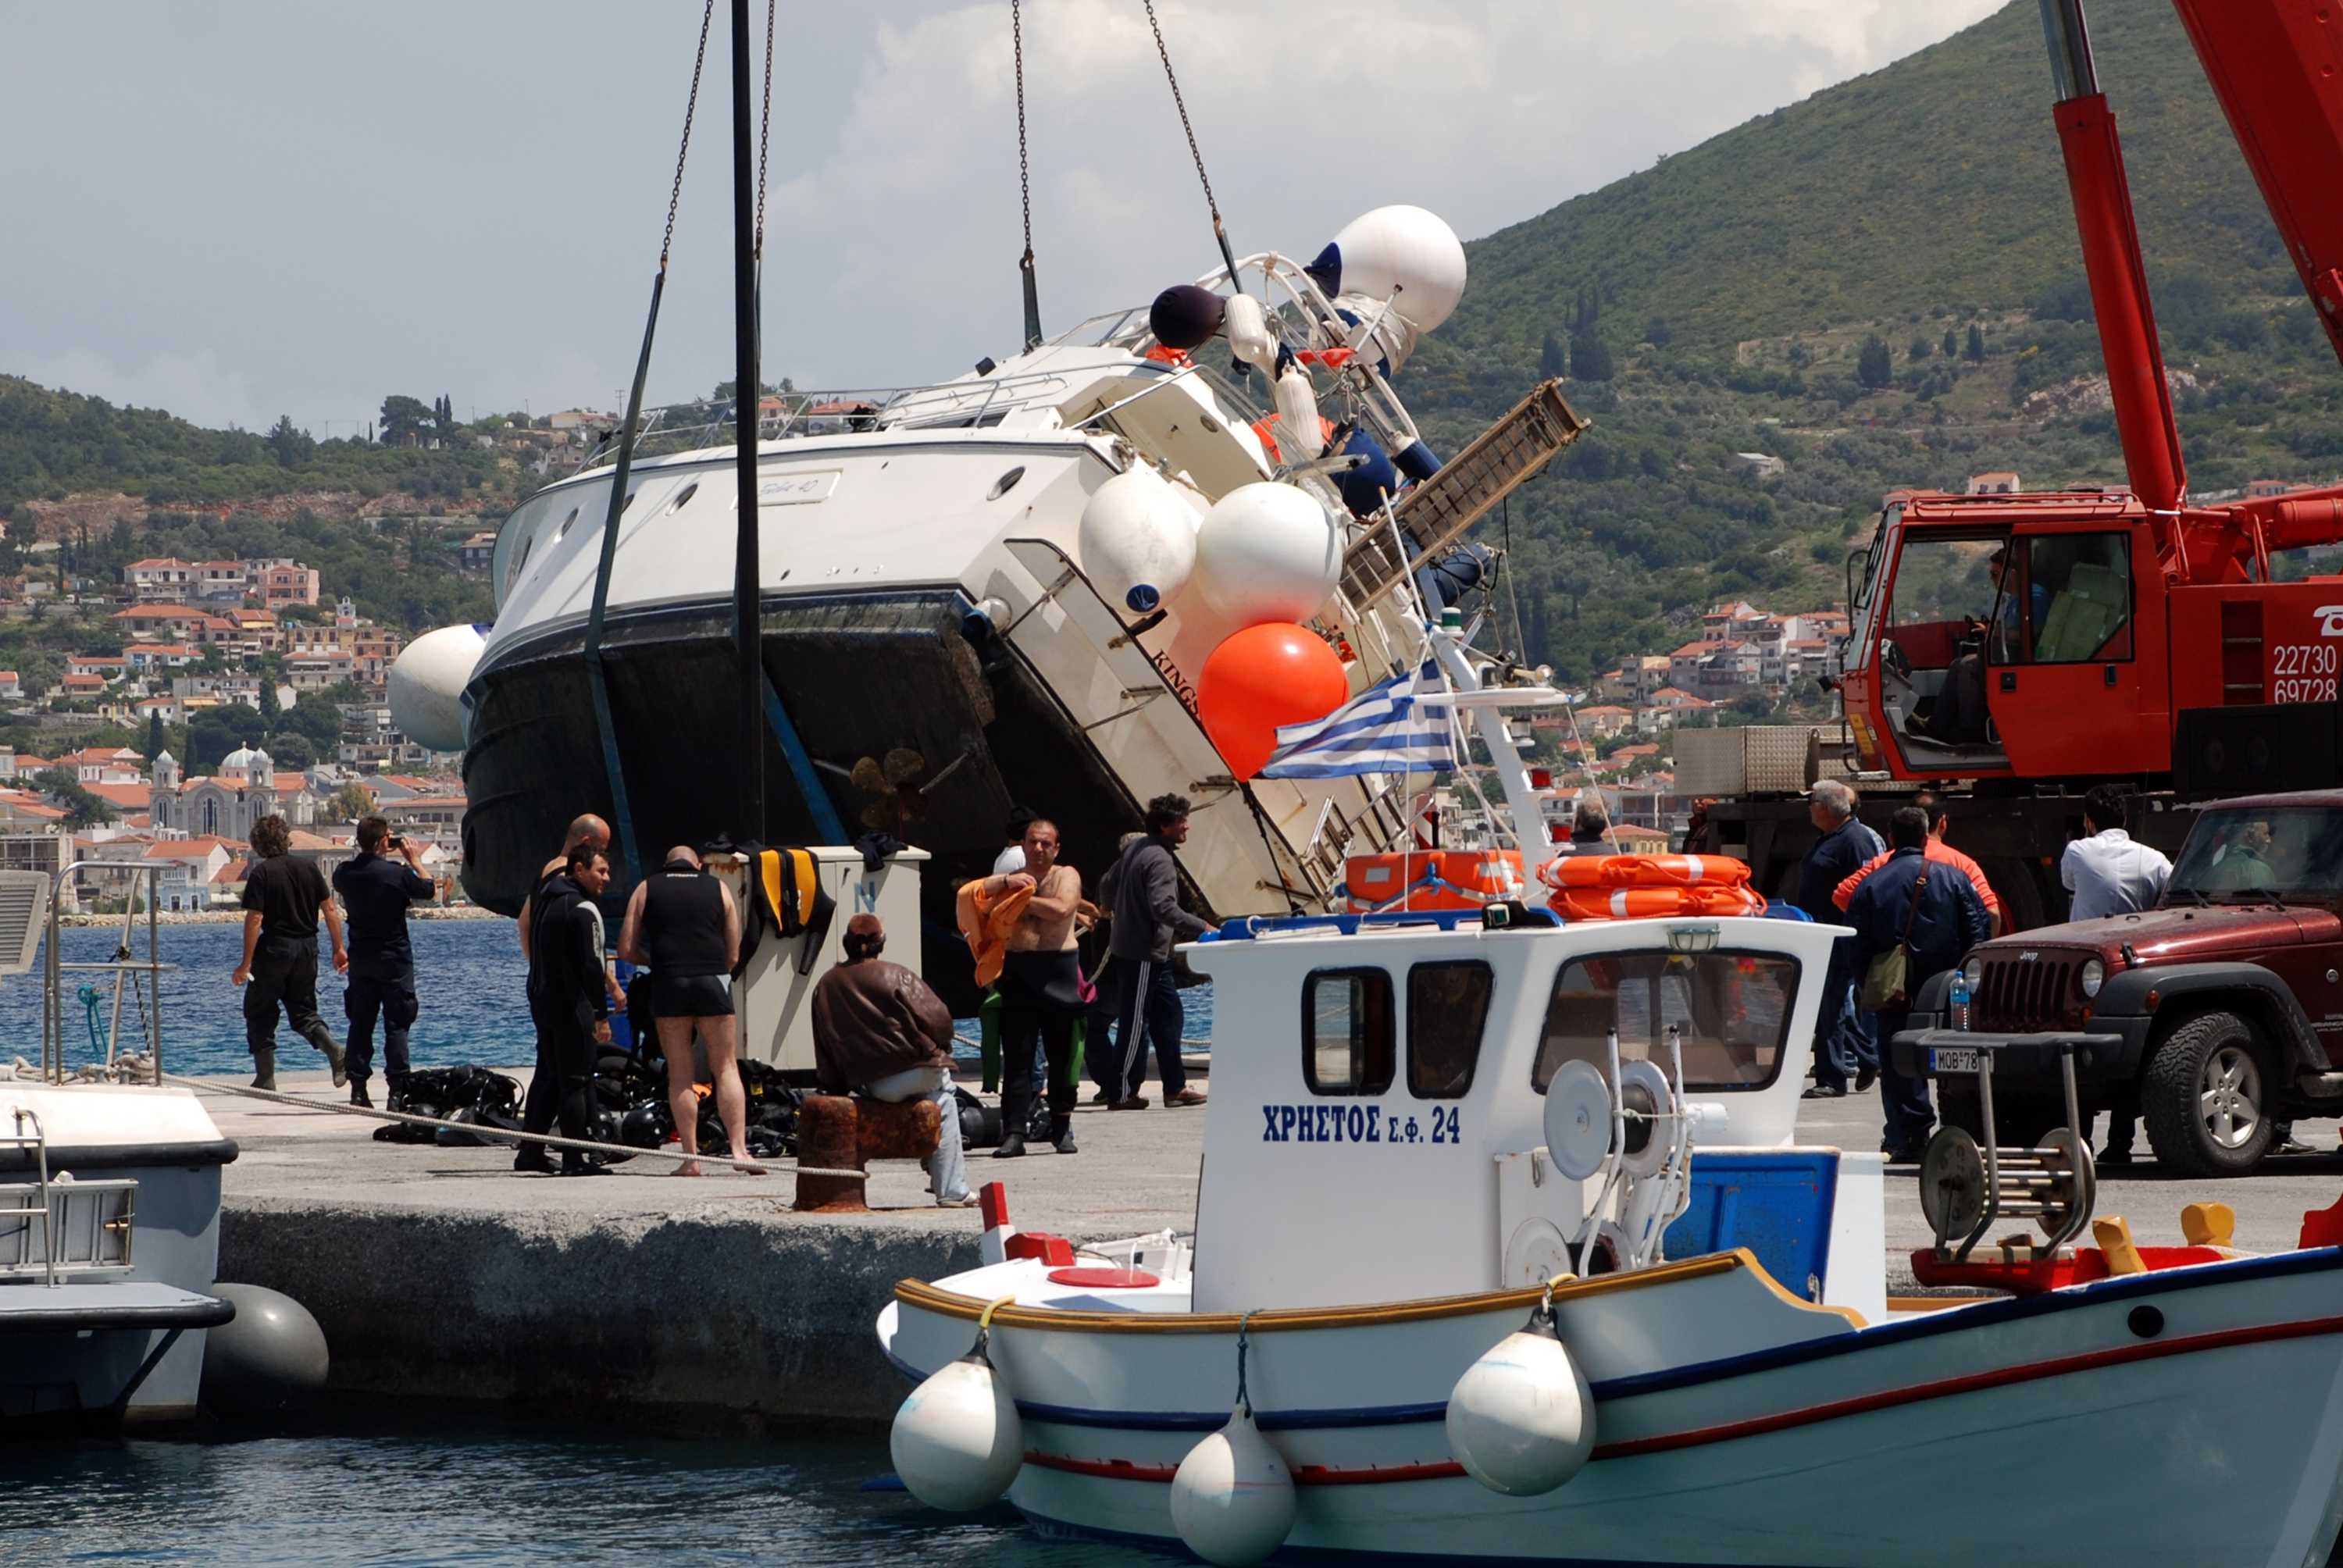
[704, 846, 929, 1074]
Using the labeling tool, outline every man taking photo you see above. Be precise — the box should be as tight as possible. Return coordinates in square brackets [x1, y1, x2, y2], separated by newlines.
[333, 816, 437, 1109]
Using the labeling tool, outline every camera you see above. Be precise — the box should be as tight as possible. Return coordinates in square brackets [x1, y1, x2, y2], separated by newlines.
[387, 835, 405, 850]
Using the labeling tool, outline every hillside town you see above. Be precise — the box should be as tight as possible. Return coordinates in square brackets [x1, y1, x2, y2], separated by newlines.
[0, 550, 469, 912]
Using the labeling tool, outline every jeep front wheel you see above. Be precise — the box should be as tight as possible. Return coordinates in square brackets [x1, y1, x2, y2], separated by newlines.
[2142, 1010, 2273, 1177]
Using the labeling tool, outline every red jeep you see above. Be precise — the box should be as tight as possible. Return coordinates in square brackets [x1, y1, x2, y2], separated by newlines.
[1892, 791, 2343, 1176]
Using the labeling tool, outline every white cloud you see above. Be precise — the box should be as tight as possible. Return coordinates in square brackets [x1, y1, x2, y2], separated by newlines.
[0, 0, 2008, 430]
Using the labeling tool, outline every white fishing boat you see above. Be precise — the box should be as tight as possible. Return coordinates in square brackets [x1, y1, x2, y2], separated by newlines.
[874, 625, 2343, 1567]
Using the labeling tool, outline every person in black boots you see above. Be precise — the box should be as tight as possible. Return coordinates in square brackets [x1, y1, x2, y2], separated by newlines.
[331, 815, 435, 1109]
[988, 818, 1086, 1157]
[517, 844, 614, 1176]
[232, 814, 347, 1092]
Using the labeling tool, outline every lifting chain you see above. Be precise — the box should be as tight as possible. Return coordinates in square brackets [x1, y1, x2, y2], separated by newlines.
[1140, 0, 1243, 287]
[660, 0, 719, 269]
[1015, 0, 1042, 348]
[754, 0, 776, 258]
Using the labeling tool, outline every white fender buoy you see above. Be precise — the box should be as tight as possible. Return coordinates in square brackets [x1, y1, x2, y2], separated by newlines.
[1272, 365, 1325, 462]
[387, 623, 486, 754]
[1308, 205, 1468, 332]
[1170, 1399, 1296, 1566]
[1445, 1299, 1595, 1496]
[1225, 293, 1277, 374]
[890, 1324, 1025, 1512]
[1190, 481, 1341, 628]
[1076, 465, 1199, 615]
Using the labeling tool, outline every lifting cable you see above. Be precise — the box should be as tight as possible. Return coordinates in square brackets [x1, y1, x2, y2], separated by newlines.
[1140, 0, 1244, 293]
[582, 0, 718, 888]
[1013, 0, 1043, 349]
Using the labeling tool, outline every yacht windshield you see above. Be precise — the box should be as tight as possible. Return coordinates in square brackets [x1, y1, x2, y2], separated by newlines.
[2168, 807, 2343, 900]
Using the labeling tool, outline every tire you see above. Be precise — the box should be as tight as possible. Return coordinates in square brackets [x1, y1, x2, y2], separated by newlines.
[1938, 1082, 2064, 1149]
[2141, 1010, 2274, 1177]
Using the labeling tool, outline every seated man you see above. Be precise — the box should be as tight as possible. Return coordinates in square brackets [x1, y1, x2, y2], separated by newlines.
[808, 914, 972, 1207]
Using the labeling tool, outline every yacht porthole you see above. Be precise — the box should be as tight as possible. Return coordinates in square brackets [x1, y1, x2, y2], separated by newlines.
[557, 507, 580, 539]
[671, 482, 699, 511]
[622, 489, 638, 511]
[987, 466, 1025, 501]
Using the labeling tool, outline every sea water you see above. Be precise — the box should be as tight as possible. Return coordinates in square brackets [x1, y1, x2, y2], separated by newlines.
[6, 1416, 1156, 1565]
[14, 921, 1211, 1079]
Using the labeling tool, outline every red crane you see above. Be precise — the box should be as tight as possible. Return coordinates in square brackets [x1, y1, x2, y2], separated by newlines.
[1689, 2, 2343, 926]
[1835, 0, 2343, 793]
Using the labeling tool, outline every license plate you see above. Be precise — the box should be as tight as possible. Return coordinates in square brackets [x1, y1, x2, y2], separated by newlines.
[1931, 1046, 1981, 1075]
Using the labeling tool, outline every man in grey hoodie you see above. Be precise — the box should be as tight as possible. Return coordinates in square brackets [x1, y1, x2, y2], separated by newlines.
[1097, 793, 1214, 1110]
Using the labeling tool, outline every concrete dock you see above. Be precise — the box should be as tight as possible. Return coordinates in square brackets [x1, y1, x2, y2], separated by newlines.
[204, 1068, 2343, 1430]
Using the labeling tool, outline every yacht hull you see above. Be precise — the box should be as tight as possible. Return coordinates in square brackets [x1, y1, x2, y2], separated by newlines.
[462, 588, 1176, 1010]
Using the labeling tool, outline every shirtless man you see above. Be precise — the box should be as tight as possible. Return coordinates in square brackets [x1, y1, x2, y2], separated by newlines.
[987, 818, 1085, 1157]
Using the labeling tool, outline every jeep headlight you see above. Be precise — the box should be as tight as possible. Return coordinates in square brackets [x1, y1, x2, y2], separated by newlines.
[2079, 957, 2105, 999]
[1962, 956, 1983, 990]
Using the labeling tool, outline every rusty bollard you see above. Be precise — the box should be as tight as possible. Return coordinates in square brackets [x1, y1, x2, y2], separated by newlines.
[793, 1094, 943, 1213]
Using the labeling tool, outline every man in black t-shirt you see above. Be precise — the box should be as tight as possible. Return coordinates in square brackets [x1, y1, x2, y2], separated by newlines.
[331, 815, 436, 1109]
[234, 814, 348, 1092]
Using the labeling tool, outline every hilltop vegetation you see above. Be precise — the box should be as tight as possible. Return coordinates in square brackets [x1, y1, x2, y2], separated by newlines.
[0, 376, 522, 513]
[1402, 0, 2343, 686]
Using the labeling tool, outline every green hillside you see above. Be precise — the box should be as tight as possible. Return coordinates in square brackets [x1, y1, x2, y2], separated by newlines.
[1405, 0, 2340, 692]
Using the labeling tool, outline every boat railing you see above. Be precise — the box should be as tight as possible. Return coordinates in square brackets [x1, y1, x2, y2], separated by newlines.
[0, 1106, 141, 1286]
[39, 861, 178, 1087]
[0, 1106, 56, 1286]
[555, 365, 1117, 477]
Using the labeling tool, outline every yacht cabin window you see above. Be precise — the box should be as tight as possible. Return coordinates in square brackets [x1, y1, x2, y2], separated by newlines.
[1531, 950, 1798, 1093]
[1302, 968, 1394, 1096]
[1407, 961, 1492, 1099]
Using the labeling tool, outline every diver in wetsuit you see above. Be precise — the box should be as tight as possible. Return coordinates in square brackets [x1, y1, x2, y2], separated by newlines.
[518, 845, 613, 1176]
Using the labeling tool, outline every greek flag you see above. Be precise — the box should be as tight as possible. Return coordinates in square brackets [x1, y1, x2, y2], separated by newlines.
[1257, 663, 1456, 779]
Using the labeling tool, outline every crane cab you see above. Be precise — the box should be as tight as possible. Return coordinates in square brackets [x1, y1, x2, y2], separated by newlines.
[1838, 490, 2171, 782]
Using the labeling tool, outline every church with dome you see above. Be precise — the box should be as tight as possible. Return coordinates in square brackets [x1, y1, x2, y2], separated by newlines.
[150, 743, 294, 841]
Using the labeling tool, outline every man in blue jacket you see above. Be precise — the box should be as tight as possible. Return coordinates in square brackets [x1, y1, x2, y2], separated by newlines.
[1846, 806, 1988, 1163]
[1799, 780, 1884, 1099]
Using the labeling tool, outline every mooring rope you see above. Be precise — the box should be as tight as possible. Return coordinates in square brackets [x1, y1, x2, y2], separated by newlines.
[159, 1071, 865, 1181]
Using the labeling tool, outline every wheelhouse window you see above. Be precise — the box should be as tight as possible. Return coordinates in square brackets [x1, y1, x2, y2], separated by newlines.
[1303, 968, 1394, 1096]
[1532, 951, 1798, 1093]
[1407, 961, 1492, 1099]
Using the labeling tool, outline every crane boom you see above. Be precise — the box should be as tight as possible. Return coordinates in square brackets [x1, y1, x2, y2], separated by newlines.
[2170, 0, 2343, 372]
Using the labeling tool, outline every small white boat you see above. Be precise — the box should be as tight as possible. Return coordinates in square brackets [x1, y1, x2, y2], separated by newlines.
[877, 636, 2343, 1567]
[0, 1080, 237, 1429]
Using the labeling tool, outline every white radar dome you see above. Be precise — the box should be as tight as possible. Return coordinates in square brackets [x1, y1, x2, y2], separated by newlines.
[1311, 205, 1467, 333]
[1076, 465, 1200, 615]
[387, 623, 487, 754]
[1190, 482, 1342, 628]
